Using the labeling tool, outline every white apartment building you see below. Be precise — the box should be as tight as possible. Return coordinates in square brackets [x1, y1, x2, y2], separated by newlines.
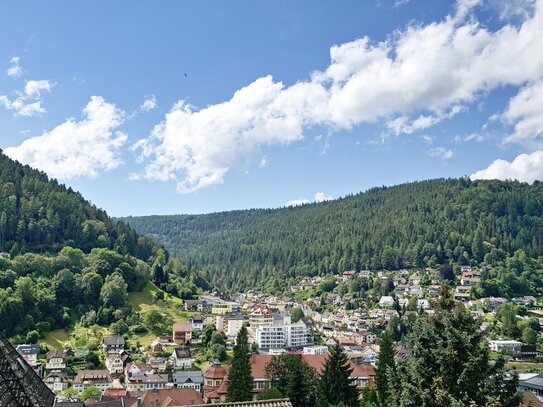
[286, 320, 309, 347]
[256, 325, 286, 349]
[255, 317, 310, 349]
[303, 345, 329, 355]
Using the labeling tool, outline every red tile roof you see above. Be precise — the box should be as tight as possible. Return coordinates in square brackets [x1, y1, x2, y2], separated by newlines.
[249, 354, 375, 379]
[173, 323, 193, 332]
[123, 389, 203, 407]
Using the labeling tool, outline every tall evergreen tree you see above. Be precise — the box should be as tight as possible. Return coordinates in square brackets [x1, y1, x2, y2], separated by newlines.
[375, 332, 395, 406]
[226, 325, 253, 402]
[389, 287, 522, 407]
[265, 354, 316, 407]
[316, 341, 359, 407]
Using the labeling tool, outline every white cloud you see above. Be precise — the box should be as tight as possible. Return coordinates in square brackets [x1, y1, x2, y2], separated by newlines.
[0, 79, 54, 117]
[6, 56, 22, 78]
[502, 81, 543, 147]
[421, 135, 434, 144]
[135, 0, 543, 192]
[471, 150, 543, 183]
[285, 198, 311, 207]
[140, 95, 157, 112]
[286, 192, 333, 207]
[428, 147, 454, 159]
[386, 106, 465, 136]
[315, 192, 333, 202]
[259, 156, 268, 168]
[453, 132, 486, 143]
[24, 80, 54, 97]
[394, 0, 411, 7]
[5, 96, 127, 179]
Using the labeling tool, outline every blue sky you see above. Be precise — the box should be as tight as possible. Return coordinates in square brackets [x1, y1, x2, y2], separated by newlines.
[1, 0, 542, 216]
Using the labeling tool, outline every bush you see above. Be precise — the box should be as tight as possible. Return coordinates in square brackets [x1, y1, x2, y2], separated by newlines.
[25, 330, 40, 344]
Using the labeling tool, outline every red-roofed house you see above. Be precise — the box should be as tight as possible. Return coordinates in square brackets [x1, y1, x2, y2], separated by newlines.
[123, 388, 203, 407]
[102, 387, 127, 401]
[249, 353, 375, 396]
[202, 361, 228, 403]
[173, 323, 193, 344]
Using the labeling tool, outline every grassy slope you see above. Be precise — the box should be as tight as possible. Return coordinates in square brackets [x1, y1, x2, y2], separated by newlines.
[42, 283, 195, 350]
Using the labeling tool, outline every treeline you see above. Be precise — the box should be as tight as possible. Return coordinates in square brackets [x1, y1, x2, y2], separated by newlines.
[124, 178, 543, 292]
[0, 150, 158, 260]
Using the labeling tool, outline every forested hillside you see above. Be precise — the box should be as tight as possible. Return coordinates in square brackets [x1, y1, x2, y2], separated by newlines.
[0, 150, 177, 340]
[124, 178, 543, 291]
[0, 150, 157, 259]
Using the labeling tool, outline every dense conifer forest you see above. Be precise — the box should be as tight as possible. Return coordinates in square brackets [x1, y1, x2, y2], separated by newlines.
[124, 179, 543, 291]
[0, 150, 158, 260]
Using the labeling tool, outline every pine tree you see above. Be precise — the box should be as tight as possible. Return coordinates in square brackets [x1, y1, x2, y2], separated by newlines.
[375, 332, 395, 406]
[264, 354, 316, 407]
[316, 341, 359, 407]
[389, 287, 522, 406]
[226, 325, 253, 402]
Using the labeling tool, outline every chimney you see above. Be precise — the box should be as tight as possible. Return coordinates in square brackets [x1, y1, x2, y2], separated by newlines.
[137, 397, 142, 407]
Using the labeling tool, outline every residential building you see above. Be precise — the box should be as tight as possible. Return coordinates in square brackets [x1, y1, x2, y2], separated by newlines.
[227, 318, 245, 337]
[189, 315, 205, 330]
[519, 374, 543, 402]
[73, 370, 112, 394]
[256, 325, 286, 349]
[489, 340, 522, 355]
[184, 300, 204, 312]
[202, 361, 228, 403]
[285, 320, 310, 347]
[173, 370, 204, 393]
[173, 323, 193, 344]
[378, 296, 395, 308]
[249, 354, 375, 395]
[105, 353, 125, 375]
[45, 350, 67, 370]
[15, 344, 39, 366]
[148, 356, 168, 372]
[125, 388, 203, 407]
[171, 348, 193, 369]
[43, 371, 69, 393]
[303, 345, 329, 355]
[126, 373, 168, 392]
[102, 336, 125, 354]
[250, 305, 274, 328]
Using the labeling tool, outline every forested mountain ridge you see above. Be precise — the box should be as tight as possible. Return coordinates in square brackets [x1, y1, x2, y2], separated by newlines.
[0, 150, 170, 340]
[0, 150, 158, 260]
[123, 178, 543, 291]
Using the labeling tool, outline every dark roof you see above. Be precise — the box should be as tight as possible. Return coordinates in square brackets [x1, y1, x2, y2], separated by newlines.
[172, 370, 204, 383]
[520, 374, 543, 391]
[102, 336, 125, 346]
[174, 348, 192, 359]
[46, 349, 67, 360]
[15, 343, 40, 355]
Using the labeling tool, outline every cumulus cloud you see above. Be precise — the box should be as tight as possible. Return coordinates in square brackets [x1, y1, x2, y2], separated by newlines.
[286, 192, 333, 207]
[285, 198, 311, 207]
[140, 95, 157, 112]
[134, 0, 543, 192]
[428, 147, 454, 159]
[315, 192, 333, 202]
[5, 96, 127, 179]
[502, 81, 543, 147]
[24, 80, 54, 97]
[6, 56, 22, 78]
[471, 150, 543, 183]
[0, 79, 54, 117]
